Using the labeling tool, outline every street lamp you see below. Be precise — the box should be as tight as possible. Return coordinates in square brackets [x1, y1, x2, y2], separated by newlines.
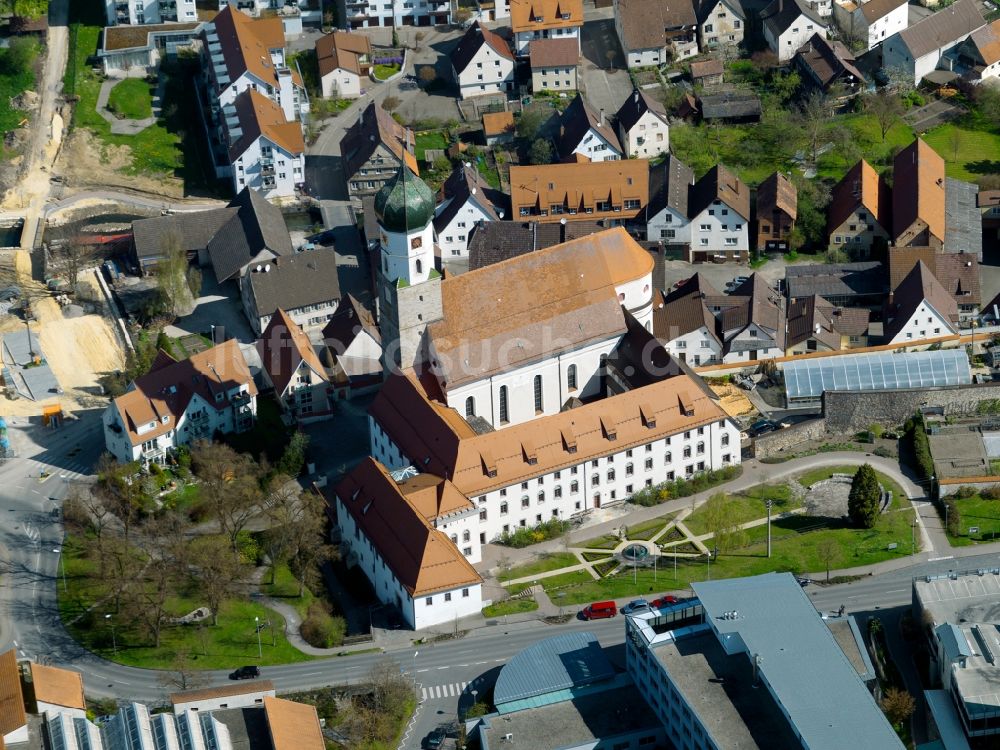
[254, 616, 262, 659]
[765, 499, 773, 559]
[911, 515, 918, 555]
[705, 551, 712, 581]
[105, 614, 116, 656]
[412, 650, 419, 689]
[52, 548, 66, 592]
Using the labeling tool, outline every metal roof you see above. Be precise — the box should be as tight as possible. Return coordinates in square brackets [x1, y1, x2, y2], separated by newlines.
[935, 623, 974, 661]
[493, 632, 614, 708]
[783, 349, 970, 400]
[692, 573, 905, 750]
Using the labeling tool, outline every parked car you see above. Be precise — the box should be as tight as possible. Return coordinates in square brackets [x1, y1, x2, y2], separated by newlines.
[733, 373, 755, 391]
[581, 600, 617, 620]
[423, 729, 446, 749]
[229, 665, 261, 680]
[796, 577, 811, 587]
[749, 419, 778, 437]
[672, 277, 691, 290]
[650, 595, 678, 609]
[621, 599, 651, 615]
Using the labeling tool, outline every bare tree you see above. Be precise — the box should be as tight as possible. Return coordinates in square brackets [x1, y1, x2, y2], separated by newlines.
[816, 537, 838, 582]
[191, 442, 267, 555]
[189, 534, 247, 626]
[865, 90, 903, 143]
[155, 232, 191, 317]
[158, 650, 210, 692]
[285, 488, 336, 597]
[797, 91, 830, 165]
[94, 454, 145, 541]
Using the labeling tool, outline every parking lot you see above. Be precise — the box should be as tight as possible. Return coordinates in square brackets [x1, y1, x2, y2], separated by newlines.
[579, 12, 632, 117]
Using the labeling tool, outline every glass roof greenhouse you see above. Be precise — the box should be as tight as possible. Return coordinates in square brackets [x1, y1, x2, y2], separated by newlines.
[783, 350, 970, 403]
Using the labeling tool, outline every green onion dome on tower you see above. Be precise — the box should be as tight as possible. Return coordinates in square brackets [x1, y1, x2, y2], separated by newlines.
[374, 164, 435, 233]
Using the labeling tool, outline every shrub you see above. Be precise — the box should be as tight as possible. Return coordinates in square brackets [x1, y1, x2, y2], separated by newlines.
[628, 465, 742, 506]
[496, 518, 570, 548]
[904, 413, 934, 480]
[954, 486, 977, 499]
[873, 446, 894, 458]
[869, 424, 884, 439]
[300, 601, 346, 648]
[945, 497, 961, 536]
[983, 485, 1000, 500]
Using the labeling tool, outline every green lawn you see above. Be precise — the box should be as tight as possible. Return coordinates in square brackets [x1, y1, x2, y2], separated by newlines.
[0, 38, 40, 135]
[373, 63, 400, 80]
[577, 533, 621, 550]
[814, 114, 915, 179]
[945, 495, 1000, 546]
[262, 562, 314, 618]
[59, 537, 312, 669]
[923, 120, 1000, 182]
[160, 482, 200, 514]
[106, 78, 153, 120]
[683, 483, 799, 536]
[624, 515, 676, 541]
[505, 552, 578, 580]
[482, 598, 538, 617]
[65, 0, 225, 193]
[796, 465, 906, 510]
[414, 130, 448, 161]
[222, 396, 291, 464]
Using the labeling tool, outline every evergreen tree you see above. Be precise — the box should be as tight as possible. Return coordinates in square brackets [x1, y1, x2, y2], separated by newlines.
[848, 464, 881, 529]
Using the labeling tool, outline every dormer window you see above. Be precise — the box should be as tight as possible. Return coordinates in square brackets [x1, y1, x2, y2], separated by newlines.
[601, 415, 617, 441]
[215, 393, 224, 402]
[161, 415, 169, 424]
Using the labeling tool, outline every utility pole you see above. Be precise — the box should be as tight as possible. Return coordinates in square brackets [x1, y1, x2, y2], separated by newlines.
[706, 551, 711, 580]
[766, 498, 773, 559]
[255, 616, 262, 659]
[911, 516, 917, 555]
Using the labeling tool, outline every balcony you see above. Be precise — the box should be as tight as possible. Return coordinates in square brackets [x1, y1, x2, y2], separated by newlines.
[261, 162, 275, 176]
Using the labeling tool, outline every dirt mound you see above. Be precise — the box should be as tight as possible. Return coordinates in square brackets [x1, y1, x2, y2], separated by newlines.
[10, 90, 40, 111]
[709, 382, 756, 418]
[57, 129, 184, 198]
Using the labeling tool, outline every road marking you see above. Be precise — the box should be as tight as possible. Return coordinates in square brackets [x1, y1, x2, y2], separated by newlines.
[416, 668, 429, 673]
[420, 682, 467, 701]
[885, 589, 907, 594]
[929, 555, 955, 561]
[436, 666, 448, 670]
[474, 661, 487, 665]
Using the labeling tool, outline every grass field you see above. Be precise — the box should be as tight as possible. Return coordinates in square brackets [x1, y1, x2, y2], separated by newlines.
[262, 563, 315, 618]
[814, 115, 915, 180]
[624, 515, 676, 541]
[923, 120, 1000, 182]
[0, 38, 40, 135]
[415, 130, 448, 161]
[504, 552, 578, 581]
[578, 533, 621, 550]
[683, 483, 798, 536]
[945, 495, 1000, 546]
[59, 536, 312, 669]
[106, 78, 153, 120]
[482, 598, 538, 618]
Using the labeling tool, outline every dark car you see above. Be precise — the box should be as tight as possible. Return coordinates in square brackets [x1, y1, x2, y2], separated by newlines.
[621, 599, 651, 615]
[749, 419, 778, 437]
[229, 665, 261, 680]
[423, 728, 446, 749]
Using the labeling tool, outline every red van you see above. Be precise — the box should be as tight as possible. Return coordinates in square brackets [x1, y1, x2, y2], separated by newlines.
[582, 601, 617, 620]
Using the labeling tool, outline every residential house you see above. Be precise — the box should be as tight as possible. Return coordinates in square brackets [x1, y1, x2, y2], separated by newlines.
[761, 0, 828, 62]
[322, 294, 383, 398]
[170, 682, 277, 714]
[529, 37, 579, 91]
[887, 247, 981, 319]
[224, 89, 306, 199]
[342, 101, 418, 206]
[556, 93, 622, 162]
[614, 0, 699, 67]
[785, 294, 870, 354]
[0, 650, 27, 746]
[646, 154, 695, 247]
[102, 340, 257, 465]
[510, 0, 583, 56]
[615, 89, 669, 160]
[316, 31, 371, 99]
[793, 33, 866, 98]
[98, 22, 203, 76]
[827, 158, 892, 256]
[466, 219, 605, 269]
[217, 0, 318, 33]
[687, 164, 750, 262]
[337, 0, 450, 30]
[483, 110, 516, 145]
[713, 275, 786, 362]
[755, 171, 797, 252]
[333, 458, 484, 630]
[698, 0, 745, 51]
[451, 22, 516, 99]
[509, 160, 648, 224]
[698, 90, 761, 122]
[690, 58, 724, 86]
[240, 246, 341, 335]
[653, 274, 724, 365]
[956, 19, 1000, 82]
[201, 6, 307, 198]
[882, 0, 986, 85]
[29, 662, 87, 719]
[784, 261, 888, 308]
[106, 0, 197, 25]
[884, 260, 960, 344]
[257, 309, 333, 421]
[433, 162, 508, 259]
[892, 138, 945, 250]
[832, 0, 908, 50]
[131, 186, 292, 286]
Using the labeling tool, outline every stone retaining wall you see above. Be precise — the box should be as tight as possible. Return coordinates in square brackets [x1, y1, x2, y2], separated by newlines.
[823, 384, 1000, 433]
[753, 417, 827, 458]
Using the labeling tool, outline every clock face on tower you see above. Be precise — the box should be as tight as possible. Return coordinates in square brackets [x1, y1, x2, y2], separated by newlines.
[411, 237, 423, 249]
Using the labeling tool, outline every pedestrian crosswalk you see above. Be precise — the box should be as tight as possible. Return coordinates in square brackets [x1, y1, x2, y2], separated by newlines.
[420, 682, 468, 700]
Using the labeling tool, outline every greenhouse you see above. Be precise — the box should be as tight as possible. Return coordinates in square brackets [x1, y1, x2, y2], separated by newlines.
[783, 349, 971, 406]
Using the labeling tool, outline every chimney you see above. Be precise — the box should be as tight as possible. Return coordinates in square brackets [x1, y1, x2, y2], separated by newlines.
[599, 108, 605, 126]
[634, 90, 639, 106]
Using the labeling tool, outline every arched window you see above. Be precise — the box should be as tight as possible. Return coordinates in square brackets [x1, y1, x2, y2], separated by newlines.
[534, 374, 543, 412]
[465, 396, 475, 418]
[499, 385, 509, 423]
[415, 258, 423, 275]
[567, 364, 577, 391]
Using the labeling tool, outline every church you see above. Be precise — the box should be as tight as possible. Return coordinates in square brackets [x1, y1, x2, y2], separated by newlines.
[332, 163, 743, 630]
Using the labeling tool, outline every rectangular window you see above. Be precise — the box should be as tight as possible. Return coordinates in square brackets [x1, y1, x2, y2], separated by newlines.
[445, 592, 452, 602]
[462, 588, 469, 597]
[425, 597, 433, 605]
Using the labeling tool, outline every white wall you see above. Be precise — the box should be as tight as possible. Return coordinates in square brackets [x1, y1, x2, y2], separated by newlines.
[232, 137, 304, 200]
[568, 126, 621, 162]
[622, 110, 669, 159]
[454, 41, 515, 100]
[532, 64, 578, 91]
[722, 322, 782, 363]
[321, 68, 362, 98]
[662, 326, 722, 366]
[37, 703, 86, 721]
[336, 497, 483, 630]
[768, 15, 826, 61]
[372, 415, 742, 543]
[689, 200, 749, 254]
[865, 2, 908, 48]
[828, 206, 890, 255]
[888, 301, 956, 344]
[107, 0, 197, 24]
[378, 218, 435, 286]
[647, 206, 692, 245]
[172, 688, 274, 715]
[435, 196, 497, 258]
[515, 27, 580, 55]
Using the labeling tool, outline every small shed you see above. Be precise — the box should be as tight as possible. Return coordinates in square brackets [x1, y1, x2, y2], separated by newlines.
[483, 111, 515, 146]
[699, 90, 761, 123]
[690, 58, 724, 87]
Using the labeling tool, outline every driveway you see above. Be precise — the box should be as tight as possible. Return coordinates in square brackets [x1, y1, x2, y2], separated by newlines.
[580, 17, 631, 117]
[164, 269, 255, 343]
[660, 255, 793, 293]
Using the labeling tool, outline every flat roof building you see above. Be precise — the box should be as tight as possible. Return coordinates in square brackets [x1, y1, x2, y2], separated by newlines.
[626, 572, 904, 750]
